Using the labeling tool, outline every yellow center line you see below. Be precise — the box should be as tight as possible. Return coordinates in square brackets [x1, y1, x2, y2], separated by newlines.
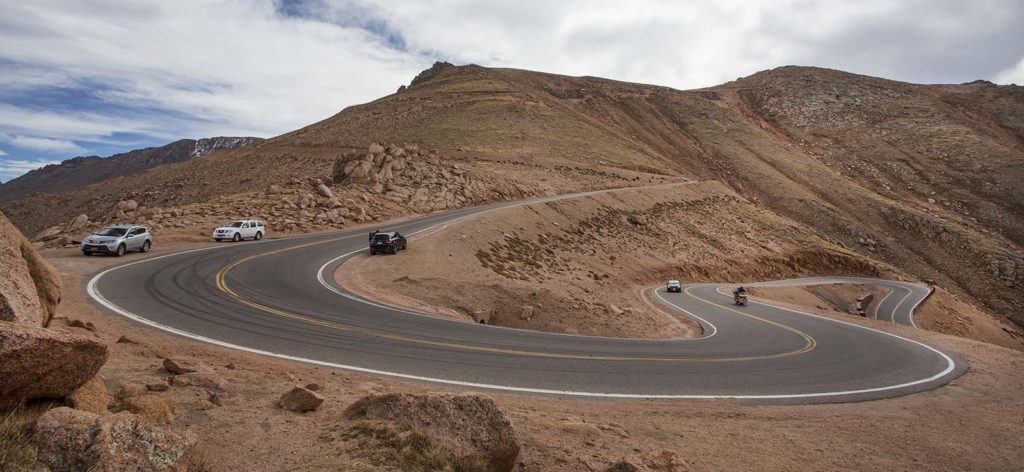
[888, 288, 913, 323]
[213, 236, 816, 362]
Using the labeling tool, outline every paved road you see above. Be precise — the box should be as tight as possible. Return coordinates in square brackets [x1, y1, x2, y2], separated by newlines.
[88, 189, 964, 404]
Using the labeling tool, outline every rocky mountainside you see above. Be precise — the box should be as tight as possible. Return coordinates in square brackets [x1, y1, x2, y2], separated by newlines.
[0, 136, 262, 201]
[3, 63, 1021, 329]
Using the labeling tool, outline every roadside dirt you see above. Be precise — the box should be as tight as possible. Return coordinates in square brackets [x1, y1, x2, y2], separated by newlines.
[31, 242, 1024, 471]
[749, 284, 1024, 351]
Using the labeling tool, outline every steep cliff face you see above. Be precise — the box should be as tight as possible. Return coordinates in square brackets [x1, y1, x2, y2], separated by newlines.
[0, 136, 262, 201]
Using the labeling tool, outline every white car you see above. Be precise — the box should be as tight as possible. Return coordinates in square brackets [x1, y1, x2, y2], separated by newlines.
[666, 280, 682, 293]
[212, 220, 266, 242]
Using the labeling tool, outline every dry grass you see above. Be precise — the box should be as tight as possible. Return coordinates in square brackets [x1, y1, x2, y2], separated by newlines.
[0, 407, 38, 471]
[343, 420, 457, 472]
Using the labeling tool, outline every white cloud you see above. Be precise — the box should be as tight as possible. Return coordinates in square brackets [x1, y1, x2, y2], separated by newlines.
[0, 0, 430, 140]
[2, 135, 84, 153]
[0, 0, 1020, 161]
[996, 56, 1024, 85]
[0, 158, 62, 177]
[0, 149, 7, 156]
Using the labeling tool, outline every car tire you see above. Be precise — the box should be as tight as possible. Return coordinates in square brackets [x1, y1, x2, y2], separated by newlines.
[214, 238, 220, 242]
[254, 231, 263, 241]
[115, 244, 126, 257]
[82, 251, 91, 257]
[232, 233, 241, 242]
[140, 240, 151, 253]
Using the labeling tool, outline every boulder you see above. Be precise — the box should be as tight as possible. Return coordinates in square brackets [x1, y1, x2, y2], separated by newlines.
[67, 375, 110, 415]
[116, 199, 138, 212]
[315, 182, 335, 199]
[0, 322, 108, 408]
[34, 407, 196, 472]
[279, 386, 324, 412]
[121, 394, 176, 424]
[163, 356, 212, 374]
[368, 143, 385, 155]
[606, 303, 625, 316]
[345, 393, 520, 472]
[33, 225, 62, 242]
[1, 213, 63, 326]
[64, 214, 90, 233]
[266, 184, 283, 195]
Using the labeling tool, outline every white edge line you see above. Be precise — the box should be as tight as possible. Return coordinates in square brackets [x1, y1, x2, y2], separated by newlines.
[652, 288, 717, 338]
[90, 264, 958, 400]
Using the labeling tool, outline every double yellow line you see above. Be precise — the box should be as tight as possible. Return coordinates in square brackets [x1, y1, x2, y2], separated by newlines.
[214, 238, 817, 362]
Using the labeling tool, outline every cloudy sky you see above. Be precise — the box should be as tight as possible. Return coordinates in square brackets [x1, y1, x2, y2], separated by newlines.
[1, 0, 1022, 181]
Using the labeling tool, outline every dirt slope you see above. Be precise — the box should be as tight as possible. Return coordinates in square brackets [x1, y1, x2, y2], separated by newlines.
[340, 182, 892, 338]
[3, 62, 1021, 330]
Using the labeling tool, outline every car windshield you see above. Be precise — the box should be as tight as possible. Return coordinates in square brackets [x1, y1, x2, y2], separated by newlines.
[95, 227, 128, 237]
[227, 221, 244, 228]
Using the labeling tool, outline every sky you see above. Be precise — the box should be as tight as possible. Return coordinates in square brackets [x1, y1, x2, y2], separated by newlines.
[1, 0, 1022, 181]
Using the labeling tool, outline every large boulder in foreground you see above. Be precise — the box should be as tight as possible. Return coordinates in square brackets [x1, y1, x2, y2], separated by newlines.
[34, 407, 196, 472]
[345, 393, 520, 472]
[0, 212, 62, 327]
[0, 322, 108, 408]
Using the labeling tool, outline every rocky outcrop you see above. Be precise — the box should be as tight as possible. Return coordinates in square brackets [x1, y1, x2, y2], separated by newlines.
[0, 322, 108, 408]
[1, 212, 62, 326]
[279, 386, 324, 413]
[34, 407, 196, 472]
[345, 393, 520, 472]
[332, 143, 515, 213]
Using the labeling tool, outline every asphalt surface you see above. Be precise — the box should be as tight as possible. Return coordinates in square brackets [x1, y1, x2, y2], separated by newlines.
[88, 190, 965, 404]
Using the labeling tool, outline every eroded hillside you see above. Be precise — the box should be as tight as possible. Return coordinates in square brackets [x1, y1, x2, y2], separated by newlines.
[339, 182, 897, 339]
[3, 62, 1021, 330]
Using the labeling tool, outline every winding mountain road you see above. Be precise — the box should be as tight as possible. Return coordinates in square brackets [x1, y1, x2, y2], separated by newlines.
[87, 189, 965, 404]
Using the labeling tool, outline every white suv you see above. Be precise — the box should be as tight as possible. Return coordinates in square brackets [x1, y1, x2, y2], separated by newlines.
[212, 220, 266, 242]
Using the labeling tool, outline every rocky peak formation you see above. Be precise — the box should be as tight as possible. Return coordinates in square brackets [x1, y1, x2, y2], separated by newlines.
[332, 142, 494, 213]
[0, 136, 262, 201]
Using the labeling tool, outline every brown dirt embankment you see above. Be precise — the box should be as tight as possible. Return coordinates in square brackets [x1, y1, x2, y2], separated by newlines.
[748, 284, 1024, 351]
[338, 181, 890, 339]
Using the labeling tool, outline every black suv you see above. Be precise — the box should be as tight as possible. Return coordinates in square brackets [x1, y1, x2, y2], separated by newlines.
[369, 231, 407, 255]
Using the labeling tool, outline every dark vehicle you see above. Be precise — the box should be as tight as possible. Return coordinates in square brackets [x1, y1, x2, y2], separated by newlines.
[733, 287, 748, 306]
[369, 230, 407, 255]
